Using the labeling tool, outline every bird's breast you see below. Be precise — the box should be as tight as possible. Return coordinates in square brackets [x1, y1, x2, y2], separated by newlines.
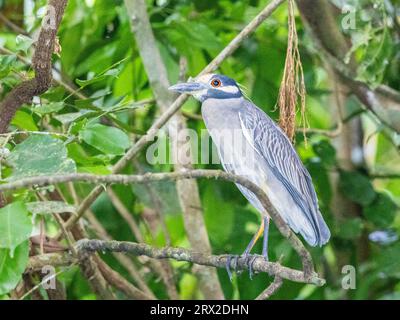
[202, 99, 268, 183]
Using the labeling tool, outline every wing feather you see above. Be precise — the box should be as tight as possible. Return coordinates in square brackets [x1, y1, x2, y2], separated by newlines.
[238, 101, 330, 246]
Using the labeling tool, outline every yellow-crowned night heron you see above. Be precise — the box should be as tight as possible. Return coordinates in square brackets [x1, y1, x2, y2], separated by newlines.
[169, 74, 330, 278]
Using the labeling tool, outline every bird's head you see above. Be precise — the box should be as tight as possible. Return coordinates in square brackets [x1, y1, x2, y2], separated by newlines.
[168, 73, 242, 102]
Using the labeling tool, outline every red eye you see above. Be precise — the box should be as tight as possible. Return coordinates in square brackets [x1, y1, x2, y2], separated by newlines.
[210, 79, 221, 87]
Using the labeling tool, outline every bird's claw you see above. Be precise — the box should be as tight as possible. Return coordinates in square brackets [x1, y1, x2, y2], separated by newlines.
[225, 253, 269, 282]
[225, 255, 240, 282]
[246, 255, 258, 280]
[226, 254, 262, 281]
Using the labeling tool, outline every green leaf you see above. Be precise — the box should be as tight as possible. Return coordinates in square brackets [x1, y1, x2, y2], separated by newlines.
[78, 166, 111, 175]
[67, 142, 100, 165]
[15, 34, 34, 54]
[69, 119, 88, 136]
[76, 68, 119, 87]
[179, 273, 197, 300]
[363, 193, 397, 228]
[32, 102, 65, 115]
[336, 217, 364, 240]
[54, 110, 95, 125]
[312, 140, 336, 167]
[0, 202, 32, 255]
[203, 184, 235, 247]
[356, 28, 392, 87]
[79, 124, 130, 155]
[376, 243, 400, 276]
[0, 241, 29, 295]
[339, 170, 376, 206]
[0, 55, 17, 78]
[74, 97, 100, 109]
[7, 135, 76, 179]
[168, 21, 221, 51]
[11, 110, 39, 131]
[306, 160, 332, 206]
[26, 201, 76, 216]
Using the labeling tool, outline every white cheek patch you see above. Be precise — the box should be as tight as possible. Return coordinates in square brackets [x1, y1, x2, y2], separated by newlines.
[193, 89, 208, 101]
[219, 85, 239, 94]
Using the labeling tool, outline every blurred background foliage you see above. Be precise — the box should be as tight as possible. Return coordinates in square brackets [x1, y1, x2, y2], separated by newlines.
[0, 0, 399, 300]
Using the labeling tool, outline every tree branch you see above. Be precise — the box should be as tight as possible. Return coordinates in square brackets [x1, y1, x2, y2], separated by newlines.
[0, 0, 68, 133]
[27, 239, 324, 287]
[0, 169, 317, 279]
[84, 209, 156, 299]
[255, 276, 283, 300]
[93, 255, 154, 300]
[106, 189, 178, 299]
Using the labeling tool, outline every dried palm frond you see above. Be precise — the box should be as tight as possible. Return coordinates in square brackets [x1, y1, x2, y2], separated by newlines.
[277, 0, 307, 143]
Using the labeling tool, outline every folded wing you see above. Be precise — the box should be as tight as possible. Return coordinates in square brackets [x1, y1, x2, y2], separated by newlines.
[238, 101, 330, 246]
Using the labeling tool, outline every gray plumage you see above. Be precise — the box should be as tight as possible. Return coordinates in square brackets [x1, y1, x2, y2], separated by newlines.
[169, 73, 331, 247]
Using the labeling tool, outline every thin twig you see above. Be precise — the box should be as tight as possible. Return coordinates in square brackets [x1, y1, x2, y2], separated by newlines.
[94, 256, 154, 300]
[369, 173, 400, 179]
[108, 188, 178, 299]
[20, 264, 77, 300]
[297, 125, 342, 138]
[85, 209, 156, 299]
[0, 130, 71, 138]
[0, 13, 28, 35]
[255, 276, 283, 300]
[132, 160, 171, 245]
[107, 189, 143, 242]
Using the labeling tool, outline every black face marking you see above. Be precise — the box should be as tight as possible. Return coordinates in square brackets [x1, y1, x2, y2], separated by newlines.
[206, 88, 242, 100]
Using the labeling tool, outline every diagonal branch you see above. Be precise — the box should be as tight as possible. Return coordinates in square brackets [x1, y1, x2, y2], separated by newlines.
[85, 209, 156, 299]
[106, 189, 178, 299]
[256, 276, 283, 300]
[0, 0, 68, 133]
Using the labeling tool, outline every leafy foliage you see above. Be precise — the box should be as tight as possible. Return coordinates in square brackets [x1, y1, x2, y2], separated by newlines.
[0, 241, 29, 295]
[0, 202, 32, 256]
[0, 0, 399, 300]
[339, 170, 376, 206]
[79, 124, 131, 156]
[6, 135, 76, 179]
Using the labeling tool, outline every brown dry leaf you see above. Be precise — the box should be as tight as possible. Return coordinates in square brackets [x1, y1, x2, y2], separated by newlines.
[54, 36, 62, 57]
[277, 0, 307, 143]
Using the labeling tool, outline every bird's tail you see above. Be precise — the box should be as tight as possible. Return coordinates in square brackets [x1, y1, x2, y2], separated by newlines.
[301, 209, 330, 247]
[315, 211, 330, 246]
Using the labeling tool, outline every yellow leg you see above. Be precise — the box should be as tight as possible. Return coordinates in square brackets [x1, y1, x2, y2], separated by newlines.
[243, 218, 265, 256]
